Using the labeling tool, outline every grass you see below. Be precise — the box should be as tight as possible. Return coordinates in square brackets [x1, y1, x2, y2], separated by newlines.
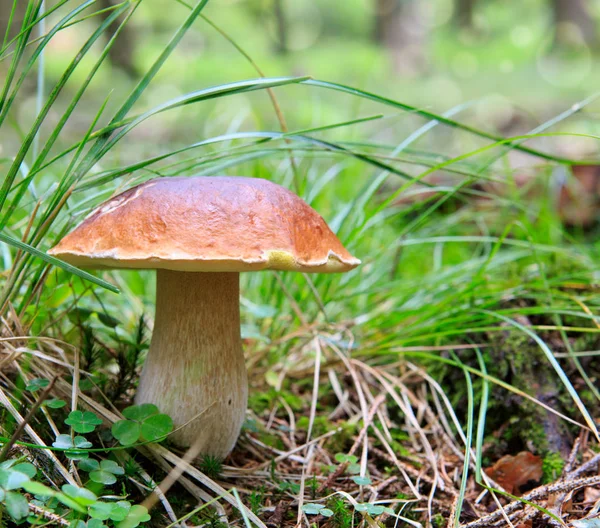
[1, 1, 600, 527]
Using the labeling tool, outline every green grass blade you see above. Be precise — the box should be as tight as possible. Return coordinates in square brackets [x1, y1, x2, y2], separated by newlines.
[0, 232, 118, 293]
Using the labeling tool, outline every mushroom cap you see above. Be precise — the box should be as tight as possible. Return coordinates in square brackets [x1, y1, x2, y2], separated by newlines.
[48, 176, 360, 273]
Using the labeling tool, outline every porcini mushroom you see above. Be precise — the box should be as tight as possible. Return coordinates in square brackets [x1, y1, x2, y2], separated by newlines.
[49, 176, 359, 458]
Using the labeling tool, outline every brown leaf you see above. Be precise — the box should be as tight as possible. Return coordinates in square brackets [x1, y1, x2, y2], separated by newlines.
[484, 451, 543, 495]
[584, 487, 600, 504]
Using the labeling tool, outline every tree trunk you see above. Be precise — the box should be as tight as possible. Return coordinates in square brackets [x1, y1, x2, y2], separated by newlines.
[97, 0, 137, 77]
[552, 0, 597, 48]
[453, 0, 477, 29]
[373, 0, 428, 75]
[273, 0, 288, 54]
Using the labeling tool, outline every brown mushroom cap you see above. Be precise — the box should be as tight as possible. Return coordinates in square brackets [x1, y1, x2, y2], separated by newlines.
[48, 176, 360, 273]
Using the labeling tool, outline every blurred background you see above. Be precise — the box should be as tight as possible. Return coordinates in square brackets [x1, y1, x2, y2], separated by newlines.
[3, 0, 600, 144]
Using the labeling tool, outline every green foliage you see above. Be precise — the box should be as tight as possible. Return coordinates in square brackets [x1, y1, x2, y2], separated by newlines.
[247, 487, 266, 516]
[198, 455, 223, 479]
[87, 460, 125, 486]
[327, 498, 355, 528]
[65, 411, 103, 434]
[432, 513, 447, 527]
[53, 434, 93, 460]
[542, 452, 565, 484]
[4, 399, 175, 525]
[0, 460, 38, 521]
[111, 404, 173, 446]
[26, 378, 50, 392]
[45, 398, 67, 409]
[302, 503, 333, 517]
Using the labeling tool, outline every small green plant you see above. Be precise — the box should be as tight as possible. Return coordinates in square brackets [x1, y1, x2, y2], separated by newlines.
[65, 410, 104, 434]
[52, 434, 93, 460]
[0, 459, 39, 521]
[111, 404, 173, 446]
[302, 502, 334, 517]
[199, 454, 223, 479]
[26, 378, 50, 392]
[80, 459, 125, 486]
[0, 404, 174, 525]
[542, 452, 566, 484]
[247, 487, 266, 516]
[325, 498, 352, 528]
[334, 453, 360, 474]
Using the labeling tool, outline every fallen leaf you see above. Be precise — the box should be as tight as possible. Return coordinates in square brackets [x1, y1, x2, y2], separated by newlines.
[484, 451, 543, 495]
[584, 487, 600, 504]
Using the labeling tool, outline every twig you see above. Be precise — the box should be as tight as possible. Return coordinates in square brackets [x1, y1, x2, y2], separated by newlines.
[461, 475, 600, 528]
[28, 503, 70, 526]
[568, 453, 600, 479]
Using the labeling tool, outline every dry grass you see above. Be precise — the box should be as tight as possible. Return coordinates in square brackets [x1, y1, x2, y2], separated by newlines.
[2, 307, 600, 528]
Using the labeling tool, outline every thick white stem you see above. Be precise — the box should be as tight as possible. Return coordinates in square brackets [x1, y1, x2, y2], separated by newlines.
[135, 270, 247, 458]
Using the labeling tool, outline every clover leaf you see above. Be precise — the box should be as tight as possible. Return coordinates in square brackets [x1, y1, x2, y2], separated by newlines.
[334, 453, 358, 464]
[45, 398, 66, 409]
[302, 503, 325, 515]
[89, 460, 125, 486]
[0, 461, 38, 521]
[90, 500, 131, 522]
[87, 520, 109, 528]
[352, 475, 372, 486]
[122, 403, 158, 421]
[355, 503, 395, 516]
[4, 491, 28, 520]
[65, 410, 103, 433]
[26, 378, 49, 391]
[61, 484, 97, 507]
[22, 481, 55, 497]
[112, 404, 173, 446]
[52, 434, 92, 459]
[78, 458, 100, 472]
[116, 504, 151, 528]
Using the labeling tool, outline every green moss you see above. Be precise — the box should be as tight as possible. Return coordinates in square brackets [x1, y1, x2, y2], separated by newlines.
[295, 416, 359, 452]
[326, 498, 355, 528]
[542, 452, 565, 484]
[432, 513, 446, 528]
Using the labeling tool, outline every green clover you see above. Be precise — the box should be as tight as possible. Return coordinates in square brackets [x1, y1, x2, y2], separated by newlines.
[115, 504, 151, 528]
[90, 500, 131, 521]
[112, 404, 173, 446]
[65, 410, 103, 433]
[61, 484, 97, 506]
[352, 475, 372, 486]
[0, 460, 37, 521]
[44, 398, 66, 409]
[89, 460, 125, 486]
[26, 378, 49, 392]
[52, 434, 93, 459]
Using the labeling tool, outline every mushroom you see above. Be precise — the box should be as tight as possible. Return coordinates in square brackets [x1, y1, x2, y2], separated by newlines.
[49, 176, 359, 458]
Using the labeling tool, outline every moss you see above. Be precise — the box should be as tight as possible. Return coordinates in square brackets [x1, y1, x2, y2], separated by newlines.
[326, 498, 355, 528]
[542, 452, 565, 484]
[295, 416, 359, 452]
[432, 513, 446, 528]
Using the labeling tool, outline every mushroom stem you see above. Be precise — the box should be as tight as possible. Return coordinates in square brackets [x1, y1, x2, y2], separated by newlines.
[135, 270, 247, 458]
